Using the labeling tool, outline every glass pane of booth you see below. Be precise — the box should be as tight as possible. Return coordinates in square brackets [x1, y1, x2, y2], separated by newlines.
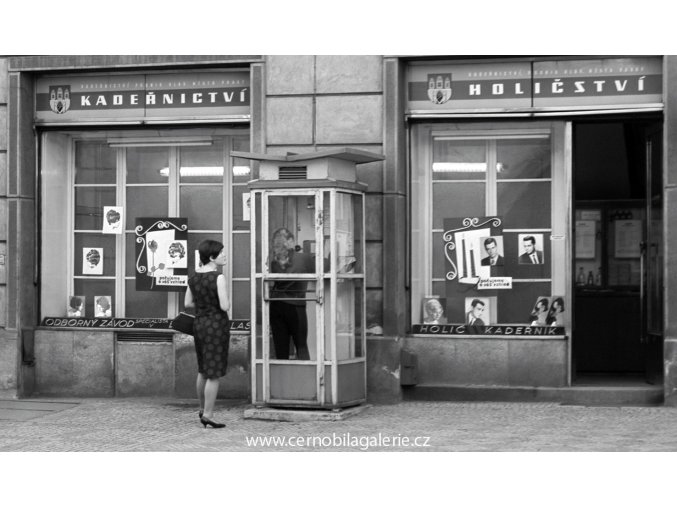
[333, 192, 361, 274]
[265, 279, 318, 361]
[267, 195, 318, 274]
[324, 278, 363, 360]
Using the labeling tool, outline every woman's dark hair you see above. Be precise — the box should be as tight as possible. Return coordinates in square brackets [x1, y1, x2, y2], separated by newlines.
[548, 297, 565, 315]
[198, 239, 224, 266]
[70, 296, 82, 309]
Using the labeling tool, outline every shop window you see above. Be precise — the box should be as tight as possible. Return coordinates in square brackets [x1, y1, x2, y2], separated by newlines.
[411, 125, 566, 328]
[40, 131, 250, 321]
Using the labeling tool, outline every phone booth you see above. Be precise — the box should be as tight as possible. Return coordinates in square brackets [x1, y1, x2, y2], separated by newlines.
[237, 148, 384, 409]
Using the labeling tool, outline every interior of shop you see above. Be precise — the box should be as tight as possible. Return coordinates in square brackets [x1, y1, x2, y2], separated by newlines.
[572, 117, 663, 385]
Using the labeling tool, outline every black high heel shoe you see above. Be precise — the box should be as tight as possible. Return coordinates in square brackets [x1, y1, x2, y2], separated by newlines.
[200, 416, 225, 429]
[199, 410, 203, 419]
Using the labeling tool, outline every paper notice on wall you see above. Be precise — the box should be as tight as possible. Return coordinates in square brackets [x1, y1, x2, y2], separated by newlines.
[614, 220, 642, 258]
[575, 220, 596, 259]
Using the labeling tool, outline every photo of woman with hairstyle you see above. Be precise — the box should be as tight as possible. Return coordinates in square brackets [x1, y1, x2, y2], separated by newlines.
[94, 296, 112, 318]
[83, 248, 103, 275]
[529, 297, 550, 326]
[67, 296, 85, 317]
[546, 297, 565, 326]
[184, 239, 230, 429]
[102, 206, 123, 234]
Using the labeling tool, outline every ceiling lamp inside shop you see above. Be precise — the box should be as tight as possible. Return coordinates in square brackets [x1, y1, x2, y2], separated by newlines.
[158, 165, 251, 177]
[432, 162, 505, 173]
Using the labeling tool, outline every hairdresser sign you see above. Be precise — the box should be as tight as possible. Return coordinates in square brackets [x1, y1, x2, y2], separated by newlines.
[35, 70, 250, 123]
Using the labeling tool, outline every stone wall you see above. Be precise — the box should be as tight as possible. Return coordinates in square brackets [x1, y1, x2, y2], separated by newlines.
[33, 330, 250, 398]
[664, 56, 677, 406]
[0, 57, 17, 396]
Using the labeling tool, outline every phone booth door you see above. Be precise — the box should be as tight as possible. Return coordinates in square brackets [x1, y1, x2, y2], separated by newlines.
[260, 190, 325, 406]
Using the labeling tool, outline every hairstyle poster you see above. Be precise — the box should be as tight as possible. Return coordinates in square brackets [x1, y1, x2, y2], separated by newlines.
[94, 295, 112, 318]
[67, 296, 86, 317]
[463, 296, 496, 327]
[135, 217, 188, 292]
[477, 235, 505, 279]
[528, 296, 551, 326]
[421, 296, 447, 324]
[547, 296, 566, 327]
[102, 206, 123, 234]
[518, 233, 545, 265]
[442, 216, 503, 285]
[82, 247, 103, 275]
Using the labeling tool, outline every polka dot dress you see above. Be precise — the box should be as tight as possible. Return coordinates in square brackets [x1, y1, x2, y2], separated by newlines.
[188, 271, 230, 379]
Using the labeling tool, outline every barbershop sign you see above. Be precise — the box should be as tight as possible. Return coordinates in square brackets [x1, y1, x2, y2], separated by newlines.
[412, 324, 565, 336]
[35, 70, 250, 123]
[407, 57, 662, 113]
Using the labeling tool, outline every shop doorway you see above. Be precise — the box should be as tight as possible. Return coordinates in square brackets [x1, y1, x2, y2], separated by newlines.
[572, 118, 663, 385]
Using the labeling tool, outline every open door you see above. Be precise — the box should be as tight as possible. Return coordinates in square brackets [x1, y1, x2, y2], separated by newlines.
[573, 118, 663, 383]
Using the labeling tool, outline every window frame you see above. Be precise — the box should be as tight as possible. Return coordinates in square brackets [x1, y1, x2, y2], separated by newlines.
[410, 121, 571, 328]
[40, 128, 251, 321]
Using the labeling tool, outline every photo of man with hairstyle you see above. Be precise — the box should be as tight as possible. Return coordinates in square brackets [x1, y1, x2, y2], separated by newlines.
[518, 234, 544, 265]
[480, 236, 504, 266]
[466, 298, 486, 326]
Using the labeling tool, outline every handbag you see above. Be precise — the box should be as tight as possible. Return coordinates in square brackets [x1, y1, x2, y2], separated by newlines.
[171, 311, 195, 335]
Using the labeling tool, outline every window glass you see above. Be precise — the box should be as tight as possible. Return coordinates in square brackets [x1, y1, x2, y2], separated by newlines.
[267, 195, 317, 274]
[74, 279, 116, 318]
[74, 187, 116, 230]
[324, 279, 362, 360]
[180, 186, 223, 230]
[231, 279, 250, 320]
[232, 136, 252, 183]
[74, 233, 116, 276]
[413, 127, 556, 327]
[497, 181, 551, 229]
[125, 187, 169, 229]
[432, 231, 446, 279]
[179, 141, 224, 184]
[124, 280, 168, 317]
[126, 146, 170, 184]
[75, 141, 116, 184]
[42, 131, 248, 323]
[335, 193, 360, 275]
[232, 185, 251, 230]
[432, 183, 485, 228]
[432, 139, 486, 181]
[232, 233, 250, 278]
[497, 138, 550, 180]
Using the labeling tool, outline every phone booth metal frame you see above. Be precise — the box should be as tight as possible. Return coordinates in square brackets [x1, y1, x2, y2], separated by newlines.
[237, 148, 384, 409]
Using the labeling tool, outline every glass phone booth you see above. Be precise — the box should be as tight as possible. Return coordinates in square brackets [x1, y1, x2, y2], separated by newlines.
[238, 149, 384, 409]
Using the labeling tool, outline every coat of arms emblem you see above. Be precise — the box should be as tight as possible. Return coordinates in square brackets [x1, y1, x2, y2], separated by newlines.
[49, 86, 71, 114]
[427, 74, 452, 105]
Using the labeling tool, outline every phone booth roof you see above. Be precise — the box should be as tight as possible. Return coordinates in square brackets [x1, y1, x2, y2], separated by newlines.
[232, 148, 384, 186]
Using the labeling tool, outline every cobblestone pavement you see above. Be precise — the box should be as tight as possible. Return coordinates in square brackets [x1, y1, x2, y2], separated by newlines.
[1, 397, 677, 452]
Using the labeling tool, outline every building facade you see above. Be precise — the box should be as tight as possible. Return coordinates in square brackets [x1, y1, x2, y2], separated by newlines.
[0, 55, 675, 406]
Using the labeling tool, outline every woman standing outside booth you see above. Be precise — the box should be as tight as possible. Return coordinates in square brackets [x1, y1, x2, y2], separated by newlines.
[185, 239, 231, 428]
